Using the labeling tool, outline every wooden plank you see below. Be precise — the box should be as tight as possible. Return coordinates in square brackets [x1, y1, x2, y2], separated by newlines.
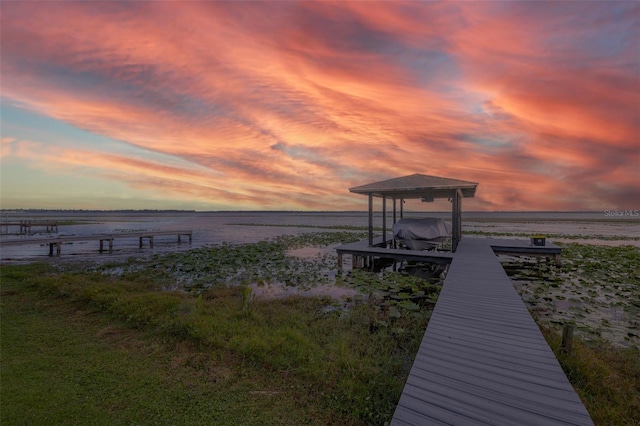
[391, 237, 592, 425]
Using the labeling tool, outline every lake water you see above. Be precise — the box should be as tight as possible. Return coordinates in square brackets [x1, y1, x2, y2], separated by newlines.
[1, 210, 638, 262]
[2, 210, 638, 347]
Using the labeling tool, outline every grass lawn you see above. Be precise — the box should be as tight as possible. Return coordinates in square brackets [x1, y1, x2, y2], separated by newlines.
[1, 257, 429, 425]
[1, 272, 347, 425]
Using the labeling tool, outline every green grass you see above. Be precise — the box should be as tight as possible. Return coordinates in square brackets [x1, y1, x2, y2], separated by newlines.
[1, 262, 429, 425]
[3, 235, 638, 425]
[1, 268, 345, 425]
[543, 328, 640, 426]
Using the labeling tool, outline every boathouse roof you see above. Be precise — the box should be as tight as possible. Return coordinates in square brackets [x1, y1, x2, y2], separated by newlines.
[348, 173, 478, 252]
[349, 173, 478, 199]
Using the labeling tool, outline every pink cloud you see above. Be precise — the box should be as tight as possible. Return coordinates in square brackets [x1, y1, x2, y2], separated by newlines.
[1, 1, 637, 210]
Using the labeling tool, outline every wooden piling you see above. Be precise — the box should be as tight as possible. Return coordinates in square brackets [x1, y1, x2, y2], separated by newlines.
[561, 324, 574, 354]
[2, 230, 191, 257]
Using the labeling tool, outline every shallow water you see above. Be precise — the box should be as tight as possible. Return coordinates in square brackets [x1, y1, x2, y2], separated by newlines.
[3, 210, 638, 348]
[503, 249, 640, 348]
[2, 210, 638, 262]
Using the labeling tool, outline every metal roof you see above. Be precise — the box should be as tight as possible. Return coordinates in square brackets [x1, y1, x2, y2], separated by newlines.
[349, 174, 478, 199]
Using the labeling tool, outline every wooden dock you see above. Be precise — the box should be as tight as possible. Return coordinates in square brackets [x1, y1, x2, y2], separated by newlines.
[336, 236, 562, 269]
[1, 220, 59, 234]
[391, 237, 592, 425]
[0, 230, 192, 256]
[489, 237, 563, 266]
[337, 236, 453, 269]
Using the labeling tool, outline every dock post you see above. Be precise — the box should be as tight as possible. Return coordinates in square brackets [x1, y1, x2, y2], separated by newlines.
[56, 242, 61, 256]
[451, 189, 462, 252]
[109, 239, 113, 253]
[368, 194, 373, 247]
[49, 243, 54, 256]
[561, 324, 574, 354]
[139, 237, 143, 248]
[100, 239, 104, 252]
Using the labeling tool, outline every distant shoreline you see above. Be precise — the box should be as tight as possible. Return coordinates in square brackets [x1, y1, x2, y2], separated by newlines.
[0, 208, 632, 214]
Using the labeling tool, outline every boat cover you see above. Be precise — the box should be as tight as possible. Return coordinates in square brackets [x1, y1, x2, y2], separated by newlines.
[392, 218, 451, 241]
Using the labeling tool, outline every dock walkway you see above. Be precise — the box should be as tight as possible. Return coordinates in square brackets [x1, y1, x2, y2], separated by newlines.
[391, 238, 592, 425]
[1, 220, 59, 234]
[0, 230, 193, 256]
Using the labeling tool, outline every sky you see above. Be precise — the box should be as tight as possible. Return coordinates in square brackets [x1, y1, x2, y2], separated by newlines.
[1, 1, 638, 212]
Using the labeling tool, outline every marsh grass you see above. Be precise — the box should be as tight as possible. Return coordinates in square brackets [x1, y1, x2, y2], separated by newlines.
[1, 251, 431, 424]
[5, 234, 637, 425]
[542, 328, 640, 425]
[1, 270, 348, 425]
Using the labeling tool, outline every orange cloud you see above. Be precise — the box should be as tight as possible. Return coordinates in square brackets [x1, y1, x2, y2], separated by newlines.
[1, 1, 637, 210]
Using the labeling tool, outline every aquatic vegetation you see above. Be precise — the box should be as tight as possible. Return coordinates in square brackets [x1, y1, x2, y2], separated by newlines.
[98, 231, 444, 320]
[101, 231, 365, 291]
[465, 229, 640, 241]
[502, 243, 640, 348]
[229, 222, 640, 241]
[340, 268, 443, 317]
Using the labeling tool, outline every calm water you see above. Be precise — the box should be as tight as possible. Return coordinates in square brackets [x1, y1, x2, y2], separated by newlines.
[2, 210, 638, 347]
[1, 211, 639, 262]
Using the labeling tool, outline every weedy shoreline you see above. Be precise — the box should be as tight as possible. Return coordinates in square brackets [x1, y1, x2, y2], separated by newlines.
[2, 232, 639, 425]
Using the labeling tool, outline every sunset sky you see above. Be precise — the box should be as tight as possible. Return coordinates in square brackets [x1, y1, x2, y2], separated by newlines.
[1, 1, 638, 211]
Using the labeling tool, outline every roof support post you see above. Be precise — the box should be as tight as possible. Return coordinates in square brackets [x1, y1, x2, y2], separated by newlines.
[393, 197, 397, 225]
[382, 196, 387, 245]
[400, 198, 404, 219]
[451, 189, 462, 252]
[368, 193, 373, 247]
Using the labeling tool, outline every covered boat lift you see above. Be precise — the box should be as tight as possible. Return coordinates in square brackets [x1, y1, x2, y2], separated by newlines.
[349, 173, 478, 252]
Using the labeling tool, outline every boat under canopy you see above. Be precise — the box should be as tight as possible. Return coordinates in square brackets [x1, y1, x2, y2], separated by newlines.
[392, 217, 451, 251]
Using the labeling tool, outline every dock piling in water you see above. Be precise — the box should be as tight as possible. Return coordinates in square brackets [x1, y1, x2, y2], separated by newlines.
[1, 230, 193, 257]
